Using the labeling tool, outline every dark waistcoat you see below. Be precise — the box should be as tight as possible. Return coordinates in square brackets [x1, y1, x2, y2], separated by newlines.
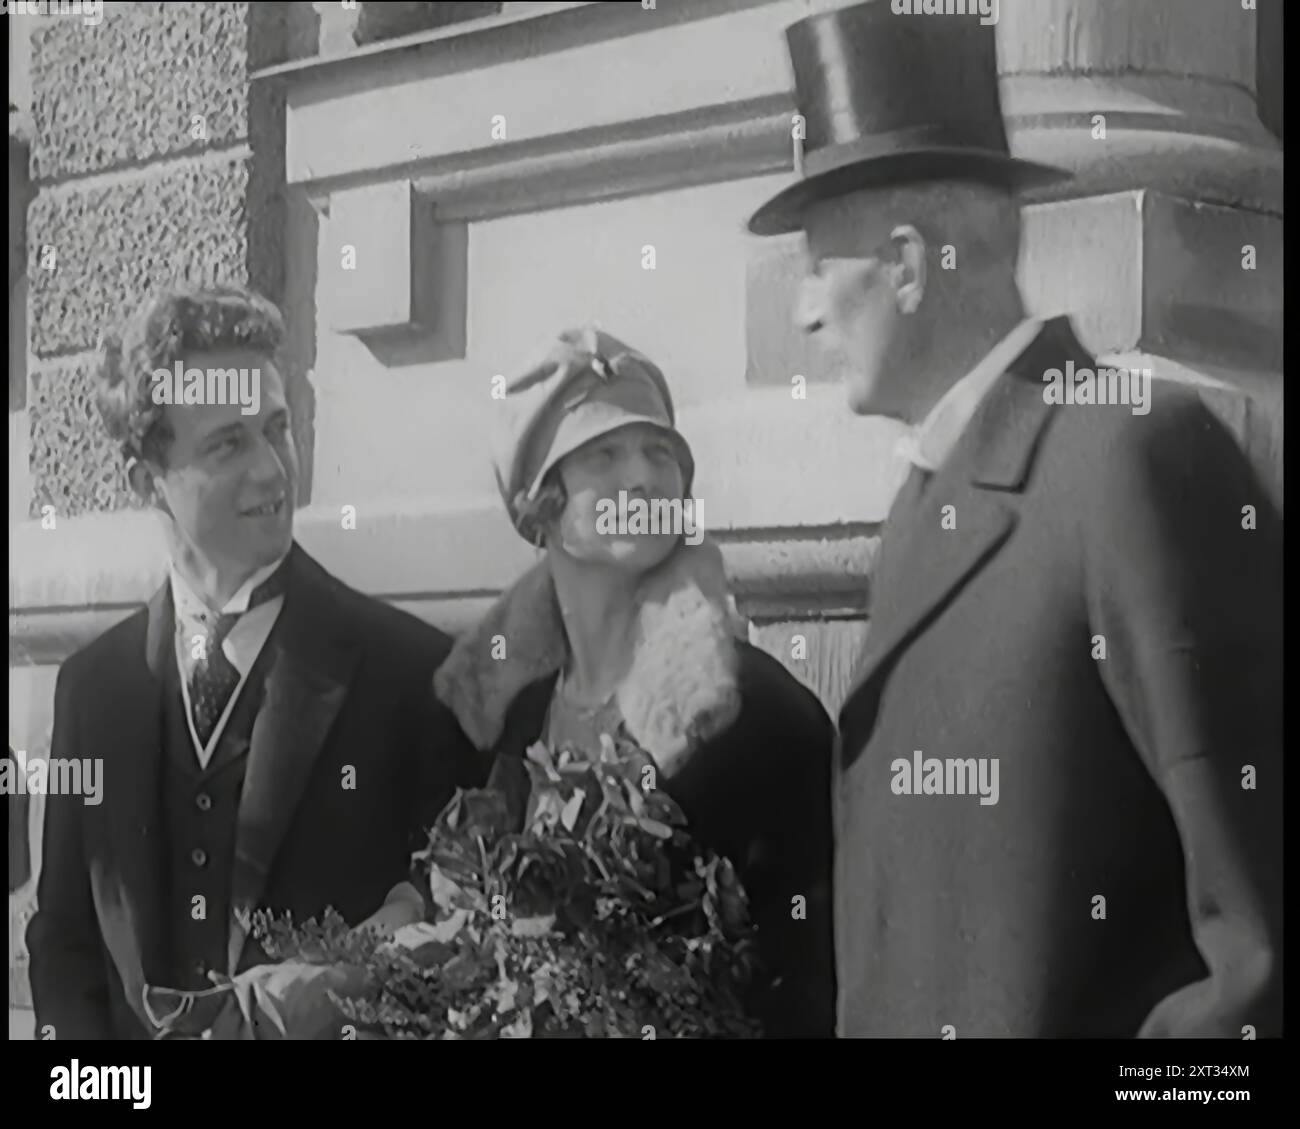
[158, 626, 280, 990]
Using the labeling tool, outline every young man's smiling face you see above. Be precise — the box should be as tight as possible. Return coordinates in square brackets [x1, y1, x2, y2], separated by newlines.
[149, 347, 297, 580]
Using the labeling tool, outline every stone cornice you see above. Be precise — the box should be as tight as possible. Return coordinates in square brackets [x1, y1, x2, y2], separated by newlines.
[308, 99, 793, 222]
[254, 2, 783, 91]
[266, 0, 1281, 219]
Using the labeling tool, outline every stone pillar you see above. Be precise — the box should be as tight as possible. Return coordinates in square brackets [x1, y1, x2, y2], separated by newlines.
[1001, 0, 1283, 507]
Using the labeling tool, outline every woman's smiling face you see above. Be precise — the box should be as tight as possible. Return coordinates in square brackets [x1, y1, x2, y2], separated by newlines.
[549, 422, 686, 573]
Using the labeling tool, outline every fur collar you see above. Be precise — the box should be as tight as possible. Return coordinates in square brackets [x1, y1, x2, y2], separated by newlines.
[433, 537, 744, 777]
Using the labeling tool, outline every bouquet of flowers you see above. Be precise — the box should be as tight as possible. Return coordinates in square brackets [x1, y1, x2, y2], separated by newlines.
[250, 733, 764, 1038]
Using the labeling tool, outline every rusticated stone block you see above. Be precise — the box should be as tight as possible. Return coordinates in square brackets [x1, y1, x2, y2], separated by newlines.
[29, 1, 285, 181]
[29, 355, 142, 519]
[27, 155, 284, 358]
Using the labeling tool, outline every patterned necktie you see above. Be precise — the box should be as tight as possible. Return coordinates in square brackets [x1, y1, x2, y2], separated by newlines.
[187, 564, 289, 749]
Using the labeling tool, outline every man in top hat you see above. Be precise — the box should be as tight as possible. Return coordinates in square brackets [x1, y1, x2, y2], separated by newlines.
[749, 0, 1283, 1037]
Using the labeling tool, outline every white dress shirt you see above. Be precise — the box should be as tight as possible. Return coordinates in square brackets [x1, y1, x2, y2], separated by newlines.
[895, 318, 1043, 473]
[171, 555, 288, 769]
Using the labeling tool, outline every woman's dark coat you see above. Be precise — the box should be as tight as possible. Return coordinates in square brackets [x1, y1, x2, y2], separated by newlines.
[434, 544, 836, 1037]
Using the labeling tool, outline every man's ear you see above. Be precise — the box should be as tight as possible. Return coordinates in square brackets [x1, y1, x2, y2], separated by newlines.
[127, 458, 172, 517]
[889, 224, 926, 315]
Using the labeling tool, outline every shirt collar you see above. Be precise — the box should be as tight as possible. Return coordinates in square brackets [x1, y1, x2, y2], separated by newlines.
[170, 551, 290, 622]
[896, 318, 1043, 473]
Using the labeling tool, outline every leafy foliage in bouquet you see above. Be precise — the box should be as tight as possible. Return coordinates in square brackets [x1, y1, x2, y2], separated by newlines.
[253, 733, 763, 1038]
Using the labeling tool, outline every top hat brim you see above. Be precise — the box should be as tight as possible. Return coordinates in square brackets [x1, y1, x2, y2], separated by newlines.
[747, 147, 1071, 237]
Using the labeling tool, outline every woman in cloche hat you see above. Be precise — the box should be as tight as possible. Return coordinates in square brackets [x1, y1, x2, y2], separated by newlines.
[428, 326, 836, 1037]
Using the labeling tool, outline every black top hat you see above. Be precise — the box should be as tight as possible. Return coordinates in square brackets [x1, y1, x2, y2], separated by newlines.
[747, 0, 1070, 236]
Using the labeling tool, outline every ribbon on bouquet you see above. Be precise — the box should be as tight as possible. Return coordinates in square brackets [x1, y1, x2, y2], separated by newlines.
[142, 973, 287, 1040]
[145, 961, 384, 1040]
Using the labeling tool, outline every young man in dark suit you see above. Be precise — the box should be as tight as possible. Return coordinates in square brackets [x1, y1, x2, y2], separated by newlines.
[27, 284, 481, 1040]
[748, 1, 1283, 1037]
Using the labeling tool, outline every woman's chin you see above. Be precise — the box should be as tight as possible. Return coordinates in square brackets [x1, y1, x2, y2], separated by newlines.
[600, 535, 680, 573]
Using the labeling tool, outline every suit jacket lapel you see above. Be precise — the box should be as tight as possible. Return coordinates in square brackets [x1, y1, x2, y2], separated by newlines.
[839, 319, 1085, 754]
[100, 582, 169, 1032]
[227, 546, 360, 972]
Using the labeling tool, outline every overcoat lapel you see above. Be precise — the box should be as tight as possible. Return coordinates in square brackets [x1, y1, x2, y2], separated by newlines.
[227, 547, 360, 972]
[99, 582, 169, 1032]
[838, 318, 1084, 763]
[843, 487, 1017, 717]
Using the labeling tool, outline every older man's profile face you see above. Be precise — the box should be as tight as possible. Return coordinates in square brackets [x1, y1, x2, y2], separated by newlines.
[796, 191, 915, 419]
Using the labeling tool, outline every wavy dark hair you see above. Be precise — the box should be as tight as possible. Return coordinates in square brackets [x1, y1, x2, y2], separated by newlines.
[94, 284, 285, 467]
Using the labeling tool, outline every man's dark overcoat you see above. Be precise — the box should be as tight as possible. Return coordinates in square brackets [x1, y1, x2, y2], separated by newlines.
[836, 318, 1283, 1037]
